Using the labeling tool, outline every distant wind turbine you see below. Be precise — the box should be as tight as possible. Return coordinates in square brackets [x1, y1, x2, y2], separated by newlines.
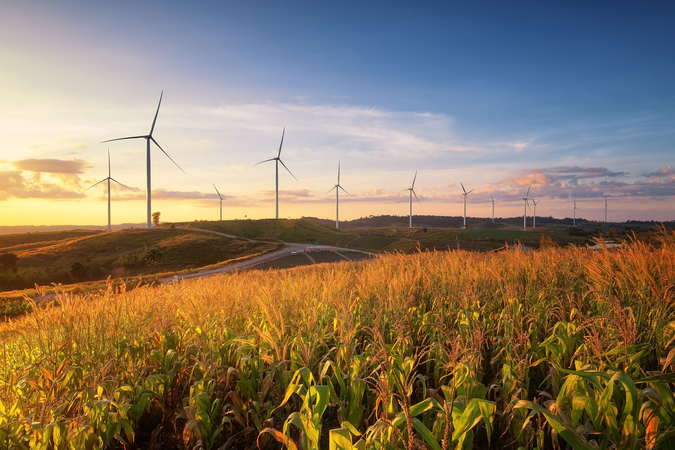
[83, 149, 131, 232]
[405, 170, 421, 228]
[523, 186, 531, 231]
[255, 127, 298, 219]
[325, 162, 353, 229]
[573, 198, 578, 226]
[491, 196, 495, 223]
[531, 198, 541, 228]
[102, 91, 185, 229]
[213, 184, 223, 221]
[460, 182, 474, 228]
[604, 196, 608, 223]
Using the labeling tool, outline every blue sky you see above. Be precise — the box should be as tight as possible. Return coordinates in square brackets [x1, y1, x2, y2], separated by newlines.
[0, 1, 673, 225]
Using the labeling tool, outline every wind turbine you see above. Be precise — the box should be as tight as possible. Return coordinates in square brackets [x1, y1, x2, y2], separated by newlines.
[213, 184, 223, 221]
[491, 196, 495, 223]
[604, 196, 608, 223]
[460, 182, 474, 228]
[255, 127, 298, 219]
[83, 149, 131, 232]
[522, 186, 531, 231]
[573, 198, 578, 226]
[102, 91, 185, 229]
[405, 170, 421, 228]
[531, 198, 541, 228]
[325, 162, 353, 229]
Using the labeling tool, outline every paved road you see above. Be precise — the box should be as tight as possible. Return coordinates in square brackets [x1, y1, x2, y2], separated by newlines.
[160, 228, 374, 283]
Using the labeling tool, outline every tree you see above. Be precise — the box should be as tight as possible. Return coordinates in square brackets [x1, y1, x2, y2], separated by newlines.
[0, 253, 18, 270]
[145, 247, 163, 266]
[152, 211, 161, 227]
[69, 261, 88, 281]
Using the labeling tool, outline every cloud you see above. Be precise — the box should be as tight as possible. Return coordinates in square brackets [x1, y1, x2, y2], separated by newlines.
[12, 158, 92, 174]
[26, 139, 88, 153]
[643, 166, 674, 179]
[255, 189, 313, 198]
[497, 165, 627, 189]
[0, 170, 86, 200]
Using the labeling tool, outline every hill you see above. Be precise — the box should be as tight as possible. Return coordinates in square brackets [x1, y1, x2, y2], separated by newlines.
[0, 227, 278, 291]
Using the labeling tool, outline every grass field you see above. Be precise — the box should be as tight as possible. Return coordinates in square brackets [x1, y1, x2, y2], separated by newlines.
[1, 230, 673, 449]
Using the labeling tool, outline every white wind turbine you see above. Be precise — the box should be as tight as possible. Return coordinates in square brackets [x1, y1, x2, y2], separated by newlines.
[573, 198, 578, 226]
[102, 91, 185, 229]
[83, 149, 131, 232]
[325, 162, 353, 229]
[405, 171, 421, 228]
[604, 196, 608, 223]
[255, 127, 298, 219]
[460, 182, 474, 228]
[213, 184, 223, 221]
[522, 186, 531, 231]
[531, 198, 541, 228]
[491, 196, 495, 223]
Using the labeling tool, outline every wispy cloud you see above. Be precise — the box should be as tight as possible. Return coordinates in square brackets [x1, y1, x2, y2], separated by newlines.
[12, 158, 92, 174]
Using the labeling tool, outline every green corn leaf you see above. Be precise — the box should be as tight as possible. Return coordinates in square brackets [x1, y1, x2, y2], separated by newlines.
[514, 400, 594, 450]
[412, 418, 442, 450]
[330, 428, 353, 450]
[451, 398, 495, 444]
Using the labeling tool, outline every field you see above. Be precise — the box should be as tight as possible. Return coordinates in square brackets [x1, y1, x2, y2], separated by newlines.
[188, 218, 591, 252]
[1, 230, 673, 449]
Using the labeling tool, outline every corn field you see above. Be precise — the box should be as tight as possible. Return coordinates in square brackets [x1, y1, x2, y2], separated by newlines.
[1, 231, 675, 449]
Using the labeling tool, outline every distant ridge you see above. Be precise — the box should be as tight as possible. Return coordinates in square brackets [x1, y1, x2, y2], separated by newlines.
[0, 223, 146, 235]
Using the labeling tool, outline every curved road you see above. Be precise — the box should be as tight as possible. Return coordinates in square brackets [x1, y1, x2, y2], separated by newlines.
[160, 228, 374, 283]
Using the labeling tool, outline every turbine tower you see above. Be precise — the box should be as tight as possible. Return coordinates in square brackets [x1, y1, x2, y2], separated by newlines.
[213, 184, 223, 221]
[102, 91, 185, 229]
[405, 170, 421, 228]
[255, 127, 298, 219]
[491, 196, 495, 223]
[604, 196, 608, 223]
[523, 186, 530, 231]
[460, 182, 474, 228]
[325, 162, 353, 229]
[531, 198, 541, 228]
[573, 198, 577, 226]
[83, 149, 131, 232]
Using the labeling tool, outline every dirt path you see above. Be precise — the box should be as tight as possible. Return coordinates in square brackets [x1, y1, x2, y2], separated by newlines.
[161, 230, 375, 283]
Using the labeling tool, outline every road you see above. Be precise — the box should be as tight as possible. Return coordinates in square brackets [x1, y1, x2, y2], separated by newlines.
[160, 228, 375, 283]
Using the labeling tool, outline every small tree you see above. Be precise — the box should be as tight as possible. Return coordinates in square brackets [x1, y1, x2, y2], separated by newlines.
[145, 247, 163, 266]
[152, 211, 161, 227]
[0, 253, 18, 271]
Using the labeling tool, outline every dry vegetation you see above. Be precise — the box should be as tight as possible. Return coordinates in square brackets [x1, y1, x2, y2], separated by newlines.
[1, 231, 674, 449]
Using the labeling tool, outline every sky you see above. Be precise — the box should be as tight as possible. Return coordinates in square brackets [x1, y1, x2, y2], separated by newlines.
[0, 0, 673, 226]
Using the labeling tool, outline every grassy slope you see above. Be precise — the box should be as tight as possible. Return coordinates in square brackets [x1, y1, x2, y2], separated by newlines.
[0, 230, 102, 252]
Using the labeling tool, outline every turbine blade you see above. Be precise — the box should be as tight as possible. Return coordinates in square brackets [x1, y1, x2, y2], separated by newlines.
[338, 185, 354, 198]
[213, 183, 223, 199]
[151, 137, 186, 174]
[337, 161, 340, 185]
[413, 189, 421, 205]
[325, 186, 337, 196]
[83, 178, 107, 193]
[101, 135, 148, 143]
[107, 148, 111, 178]
[460, 182, 466, 194]
[277, 127, 285, 158]
[110, 178, 133, 190]
[526, 186, 530, 199]
[255, 157, 277, 166]
[278, 158, 298, 182]
[149, 91, 163, 136]
[412, 170, 418, 189]
[467, 188, 475, 194]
